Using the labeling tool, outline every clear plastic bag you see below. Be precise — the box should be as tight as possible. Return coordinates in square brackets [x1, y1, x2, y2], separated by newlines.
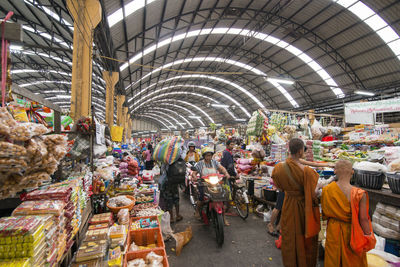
[10, 122, 48, 141]
[160, 211, 173, 237]
[117, 208, 130, 225]
[0, 141, 27, 159]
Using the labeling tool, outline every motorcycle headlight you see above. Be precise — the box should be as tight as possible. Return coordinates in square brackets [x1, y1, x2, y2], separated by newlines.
[209, 176, 219, 185]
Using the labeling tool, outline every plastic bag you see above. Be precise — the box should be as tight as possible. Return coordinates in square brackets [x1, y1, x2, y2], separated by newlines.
[160, 211, 173, 237]
[117, 208, 130, 225]
[311, 120, 323, 140]
[152, 165, 160, 176]
[12, 200, 66, 216]
[10, 122, 48, 141]
[110, 126, 123, 142]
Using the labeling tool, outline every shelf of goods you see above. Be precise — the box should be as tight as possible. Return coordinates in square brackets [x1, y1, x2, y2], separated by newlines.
[0, 177, 92, 267]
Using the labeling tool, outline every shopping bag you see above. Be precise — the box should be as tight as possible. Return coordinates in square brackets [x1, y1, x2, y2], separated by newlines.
[110, 126, 123, 142]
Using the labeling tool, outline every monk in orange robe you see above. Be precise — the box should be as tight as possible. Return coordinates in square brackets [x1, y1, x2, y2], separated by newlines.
[272, 138, 320, 267]
[321, 159, 373, 267]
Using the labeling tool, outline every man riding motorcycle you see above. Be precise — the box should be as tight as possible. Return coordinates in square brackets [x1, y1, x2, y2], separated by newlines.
[191, 147, 230, 226]
[184, 141, 200, 163]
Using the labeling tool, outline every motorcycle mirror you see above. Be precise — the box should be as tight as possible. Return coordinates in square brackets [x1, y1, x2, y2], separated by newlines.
[191, 166, 197, 171]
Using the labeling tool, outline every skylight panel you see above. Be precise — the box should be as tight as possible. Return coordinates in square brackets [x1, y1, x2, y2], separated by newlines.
[376, 26, 398, 44]
[107, 0, 157, 28]
[348, 2, 375, 20]
[387, 39, 400, 56]
[363, 15, 387, 31]
[335, 0, 358, 8]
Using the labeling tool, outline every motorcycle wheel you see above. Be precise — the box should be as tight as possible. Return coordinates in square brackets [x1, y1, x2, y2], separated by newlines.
[212, 210, 224, 247]
[233, 188, 249, 220]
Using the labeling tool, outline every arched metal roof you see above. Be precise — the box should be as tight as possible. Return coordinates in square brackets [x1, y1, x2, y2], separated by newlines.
[2, 0, 400, 125]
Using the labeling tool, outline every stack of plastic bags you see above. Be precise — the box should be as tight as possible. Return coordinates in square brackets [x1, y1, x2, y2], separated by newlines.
[372, 203, 400, 241]
[236, 158, 254, 175]
[270, 144, 287, 162]
[0, 216, 50, 266]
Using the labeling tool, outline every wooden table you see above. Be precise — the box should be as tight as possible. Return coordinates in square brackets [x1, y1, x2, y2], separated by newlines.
[359, 187, 400, 207]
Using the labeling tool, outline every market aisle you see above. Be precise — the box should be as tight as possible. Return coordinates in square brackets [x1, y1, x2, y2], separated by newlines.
[164, 192, 284, 267]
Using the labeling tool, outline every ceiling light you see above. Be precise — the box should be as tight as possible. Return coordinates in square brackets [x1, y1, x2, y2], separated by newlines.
[211, 104, 229, 108]
[354, 90, 375, 96]
[189, 116, 201, 119]
[267, 78, 295, 85]
[235, 119, 247, 122]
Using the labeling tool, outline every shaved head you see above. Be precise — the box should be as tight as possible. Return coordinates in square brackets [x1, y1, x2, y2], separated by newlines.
[335, 160, 353, 181]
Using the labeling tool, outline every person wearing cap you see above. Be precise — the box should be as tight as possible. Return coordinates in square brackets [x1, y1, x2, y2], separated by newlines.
[192, 147, 230, 225]
[184, 141, 200, 163]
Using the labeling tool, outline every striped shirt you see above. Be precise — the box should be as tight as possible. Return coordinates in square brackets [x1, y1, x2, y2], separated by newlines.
[194, 159, 220, 178]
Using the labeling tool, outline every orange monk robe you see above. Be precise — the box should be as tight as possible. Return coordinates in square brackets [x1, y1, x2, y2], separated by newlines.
[271, 158, 320, 267]
[321, 182, 367, 267]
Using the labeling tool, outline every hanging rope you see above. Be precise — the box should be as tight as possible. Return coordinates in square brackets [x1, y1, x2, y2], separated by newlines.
[1, 11, 13, 107]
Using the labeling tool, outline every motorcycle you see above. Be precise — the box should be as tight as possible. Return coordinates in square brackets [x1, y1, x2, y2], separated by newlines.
[190, 173, 227, 247]
[180, 161, 196, 195]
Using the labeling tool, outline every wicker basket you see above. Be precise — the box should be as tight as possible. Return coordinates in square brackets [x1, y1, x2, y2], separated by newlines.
[356, 169, 386, 190]
[386, 172, 400, 194]
[107, 195, 136, 214]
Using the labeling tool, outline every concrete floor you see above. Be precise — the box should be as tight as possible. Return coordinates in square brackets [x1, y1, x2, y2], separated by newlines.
[165, 192, 284, 267]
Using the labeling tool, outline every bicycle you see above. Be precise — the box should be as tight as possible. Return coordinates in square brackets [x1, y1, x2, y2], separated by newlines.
[228, 177, 249, 220]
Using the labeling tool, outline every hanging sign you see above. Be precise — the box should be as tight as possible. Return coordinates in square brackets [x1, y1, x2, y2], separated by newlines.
[345, 99, 400, 124]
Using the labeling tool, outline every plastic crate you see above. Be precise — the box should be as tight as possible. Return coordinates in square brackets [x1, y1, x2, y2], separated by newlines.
[130, 216, 160, 232]
[124, 248, 169, 267]
[127, 227, 165, 252]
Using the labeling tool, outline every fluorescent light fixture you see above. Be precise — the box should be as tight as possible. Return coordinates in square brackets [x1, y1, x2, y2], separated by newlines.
[235, 119, 247, 122]
[151, 130, 157, 133]
[354, 90, 375, 96]
[267, 77, 295, 85]
[161, 129, 168, 131]
[211, 104, 229, 108]
[189, 116, 201, 119]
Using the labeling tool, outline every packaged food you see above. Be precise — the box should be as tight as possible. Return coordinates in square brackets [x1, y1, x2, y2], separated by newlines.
[88, 224, 109, 231]
[12, 201, 66, 216]
[84, 229, 108, 242]
[71, 258, 103, 267]
[75, 241, 107, 263]
[109, 225, 125, 239]
[89, 213, 113, 225]
[107, 246, 122, 266]
[10, 123, 48, 141]
[0, 142, 27, 159]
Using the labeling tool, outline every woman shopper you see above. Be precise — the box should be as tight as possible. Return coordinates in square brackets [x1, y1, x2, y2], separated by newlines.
[144, 143, 154, 170]
[184, 141, 200, 163]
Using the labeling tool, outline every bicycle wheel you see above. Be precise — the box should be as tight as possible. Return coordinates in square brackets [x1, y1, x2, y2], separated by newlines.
[234, 188, 249, 220]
